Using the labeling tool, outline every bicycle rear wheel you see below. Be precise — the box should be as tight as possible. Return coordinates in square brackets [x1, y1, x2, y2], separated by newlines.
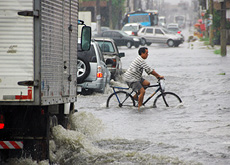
[153, 92, 182, 108]
[106, 91, 135, 108]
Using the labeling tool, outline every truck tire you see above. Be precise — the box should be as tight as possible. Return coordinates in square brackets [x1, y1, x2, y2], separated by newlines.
[77, 57, 90, 83]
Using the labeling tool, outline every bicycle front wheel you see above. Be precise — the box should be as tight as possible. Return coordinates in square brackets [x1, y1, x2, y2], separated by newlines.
[106, 91, 135, 108]
[153, 92, 182, 108]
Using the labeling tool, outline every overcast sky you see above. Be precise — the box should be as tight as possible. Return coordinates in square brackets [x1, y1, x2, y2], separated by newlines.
[164, 0, 191, 5]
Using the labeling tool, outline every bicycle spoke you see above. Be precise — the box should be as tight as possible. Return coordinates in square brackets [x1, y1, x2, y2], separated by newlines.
[153, 92, 182, 108]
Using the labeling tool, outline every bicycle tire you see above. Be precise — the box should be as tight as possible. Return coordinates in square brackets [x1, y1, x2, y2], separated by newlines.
[106, 91, 135, 108]
[153, 92, 182, 108]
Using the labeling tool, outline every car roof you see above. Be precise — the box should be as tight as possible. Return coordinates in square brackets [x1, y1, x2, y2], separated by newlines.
[93, 37, 114, 42]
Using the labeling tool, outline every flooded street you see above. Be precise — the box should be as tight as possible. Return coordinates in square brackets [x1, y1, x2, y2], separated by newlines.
[72, 30, 230, 164]
[10, 30, 230, 165]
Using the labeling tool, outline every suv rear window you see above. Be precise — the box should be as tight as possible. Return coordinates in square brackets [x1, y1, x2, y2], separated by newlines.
[78, 44, 97, 62]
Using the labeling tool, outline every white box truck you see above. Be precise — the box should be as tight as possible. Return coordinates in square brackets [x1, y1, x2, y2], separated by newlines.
[0, 0, 91, 162]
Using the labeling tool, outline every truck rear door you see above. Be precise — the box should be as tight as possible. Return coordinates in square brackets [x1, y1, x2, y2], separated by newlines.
[0, 0, 34, 102]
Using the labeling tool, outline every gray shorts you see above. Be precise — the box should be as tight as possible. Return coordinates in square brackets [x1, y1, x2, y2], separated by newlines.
[126, 78, 145, 93]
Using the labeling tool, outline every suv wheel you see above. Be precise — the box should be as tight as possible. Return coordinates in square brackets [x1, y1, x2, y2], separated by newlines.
[167, 39, 174, 47]
[126, 41, 132, 48]
[77, 57, 90, 83]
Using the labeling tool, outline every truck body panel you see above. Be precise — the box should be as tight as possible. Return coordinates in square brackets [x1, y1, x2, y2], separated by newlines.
[0, 0, 79, 105]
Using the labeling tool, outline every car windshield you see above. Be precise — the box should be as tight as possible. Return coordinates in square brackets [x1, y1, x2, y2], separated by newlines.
[129, 14, 149, 23]
[96, 41, 115, 53]
[122, 25, 138, 31]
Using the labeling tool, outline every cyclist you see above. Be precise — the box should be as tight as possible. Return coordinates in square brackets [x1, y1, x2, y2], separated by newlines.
[123, 47, 164, 111]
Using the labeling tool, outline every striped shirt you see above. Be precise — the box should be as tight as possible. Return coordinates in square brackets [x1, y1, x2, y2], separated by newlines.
[123, 55, 153, 82]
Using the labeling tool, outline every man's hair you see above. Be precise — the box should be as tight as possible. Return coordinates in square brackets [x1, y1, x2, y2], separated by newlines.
[138, 47, 148, 55]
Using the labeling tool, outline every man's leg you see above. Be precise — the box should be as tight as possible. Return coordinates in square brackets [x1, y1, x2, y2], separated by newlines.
[138, 87, 145, 110]
[142, 80, 150, 87]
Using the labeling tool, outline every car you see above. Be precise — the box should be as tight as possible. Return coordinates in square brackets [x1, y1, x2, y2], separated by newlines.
[167, 26, 185, 43]
[94, 37, 125, 80]
[167, 23, 179, 29]
[100, 30, 141, 48]
[137, 26, 182, 47]
[121, 23, 146, 46]
[77, 41, 111, 94]
[92, 26, 111, 37]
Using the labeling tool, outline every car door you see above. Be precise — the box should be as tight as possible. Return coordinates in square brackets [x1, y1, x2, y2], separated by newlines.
[155, 28, 167, 43]
[145, 28, 154, 43]
[113, 32, 123, 46]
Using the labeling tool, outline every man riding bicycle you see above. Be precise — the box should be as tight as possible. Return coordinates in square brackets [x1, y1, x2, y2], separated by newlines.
[123, 47, 164, 111]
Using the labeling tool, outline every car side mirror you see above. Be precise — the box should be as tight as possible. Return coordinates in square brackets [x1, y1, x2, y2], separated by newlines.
[106, 58, 115, 66]
[118, 52, 125, 58]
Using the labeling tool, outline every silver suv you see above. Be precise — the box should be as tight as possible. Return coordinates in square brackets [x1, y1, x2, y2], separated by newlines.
[137, 26, 182, 47]
[77, 41, 111, 94]
[94, 37, 125, 80]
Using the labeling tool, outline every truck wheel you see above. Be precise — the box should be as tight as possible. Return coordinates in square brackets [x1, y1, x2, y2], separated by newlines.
[167, 39, 174, 47]
[77, 57, 90, 83]
[126, 41, 132, 48]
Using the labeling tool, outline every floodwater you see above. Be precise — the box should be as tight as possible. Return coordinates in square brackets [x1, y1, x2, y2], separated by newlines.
[9, 29, 230, 165]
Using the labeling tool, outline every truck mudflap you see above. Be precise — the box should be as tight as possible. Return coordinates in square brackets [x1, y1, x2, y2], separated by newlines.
[0, 141, 23, 149]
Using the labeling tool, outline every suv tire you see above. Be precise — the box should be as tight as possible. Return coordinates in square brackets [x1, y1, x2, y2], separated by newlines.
[77, 57, 90, 83]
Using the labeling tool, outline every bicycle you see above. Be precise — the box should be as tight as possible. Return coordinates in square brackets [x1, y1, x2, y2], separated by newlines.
[106, 79, 182, 108]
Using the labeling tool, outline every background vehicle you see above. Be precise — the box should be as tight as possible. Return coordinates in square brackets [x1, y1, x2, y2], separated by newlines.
[0, 0, 91, 161]
[137, 26, 182, 47]
[94, 38, 125, 80]
[122, 10, 158, 27]
[121, 23, 146, 46]
[167, 25, 185, 43]
[101, 30, 141, 48]
[77, 41, 111, 94]
[174, 15, 186, 29]
[158, 16, 166, 28]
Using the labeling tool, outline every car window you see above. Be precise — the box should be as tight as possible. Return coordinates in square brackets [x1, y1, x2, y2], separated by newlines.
[155, 29, 163, 34]
[96, 45, 105, 62]
[141, 28, 145, 33]
[78, 44, 97, 63]
[102, 31, 110, 37]
[96, 41, 115, 53]
[146, 28, 153, 34]
[113, 32, 122, 37]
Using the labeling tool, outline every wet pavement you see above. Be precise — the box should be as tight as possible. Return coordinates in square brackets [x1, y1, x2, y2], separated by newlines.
[9, 29, 230, 165]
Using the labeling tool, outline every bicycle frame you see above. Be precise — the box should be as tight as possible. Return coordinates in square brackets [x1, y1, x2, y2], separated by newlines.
[112, 86, 135, 107]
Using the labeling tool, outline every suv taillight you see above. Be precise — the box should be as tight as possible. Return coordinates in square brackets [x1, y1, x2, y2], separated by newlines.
[97, 66, 103, 78]
[0, 114, 5, 129]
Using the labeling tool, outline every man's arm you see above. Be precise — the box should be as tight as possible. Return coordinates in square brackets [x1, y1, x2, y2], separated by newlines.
[151, 70, 164, 79]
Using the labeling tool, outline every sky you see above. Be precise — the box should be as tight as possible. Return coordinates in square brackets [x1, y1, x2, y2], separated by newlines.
[164, 0, 192, 5]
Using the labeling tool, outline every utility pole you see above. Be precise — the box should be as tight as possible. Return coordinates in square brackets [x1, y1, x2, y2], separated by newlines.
[209, 0, 214, 47]
[109, 0, 112, 29]
[220, 0, 226, 56]
[96, 0, 101, 35]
